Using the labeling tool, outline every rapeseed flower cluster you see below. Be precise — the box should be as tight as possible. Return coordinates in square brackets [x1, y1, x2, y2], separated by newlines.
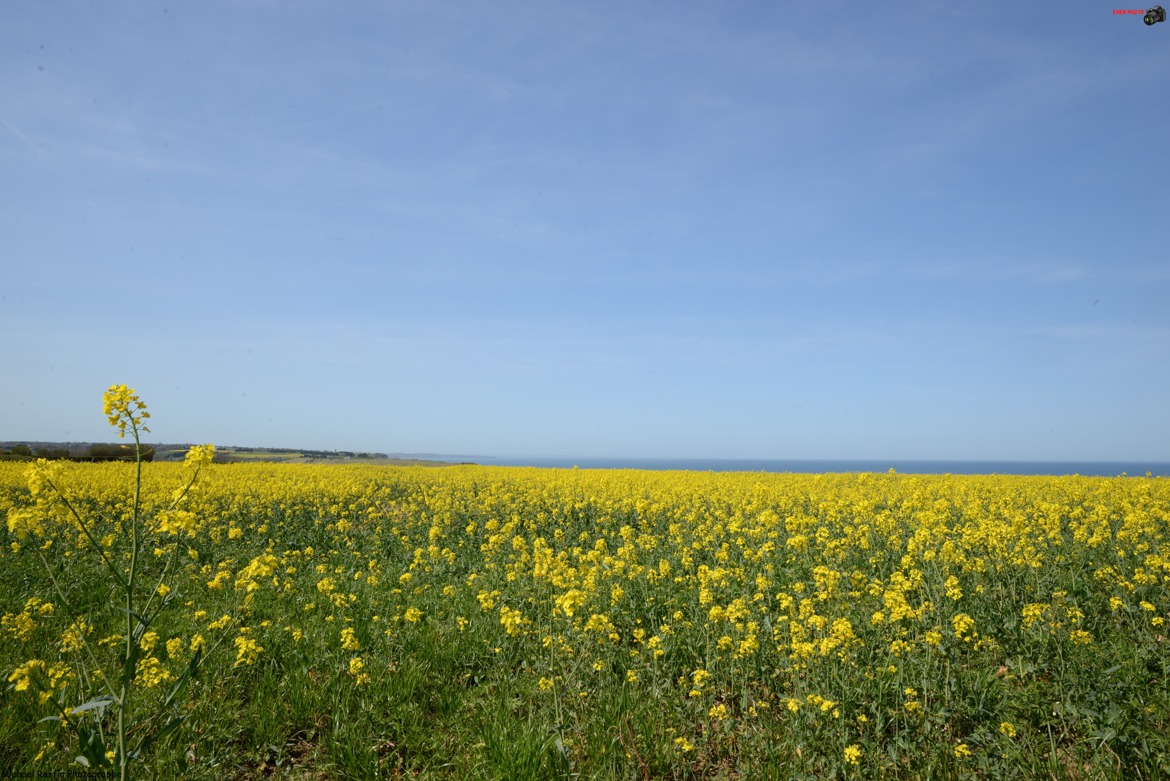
[102, 384, 150, 438]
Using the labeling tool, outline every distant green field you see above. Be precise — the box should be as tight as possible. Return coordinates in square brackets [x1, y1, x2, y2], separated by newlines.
[220, 450, 306, 462]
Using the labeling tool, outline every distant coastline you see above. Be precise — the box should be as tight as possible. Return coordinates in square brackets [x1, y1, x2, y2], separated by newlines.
[7, 442, 1167, 476]
[460, 456, 1170, 477]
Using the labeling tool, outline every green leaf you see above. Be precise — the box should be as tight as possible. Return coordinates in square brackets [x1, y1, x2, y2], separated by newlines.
[162, 647, 202, 710]
[120, 644, 143, 690]
[76, 722, 110, 768]
[117, 605, 148, 625]
[136, 714, 186, 757]
[71, 694, 117, 716]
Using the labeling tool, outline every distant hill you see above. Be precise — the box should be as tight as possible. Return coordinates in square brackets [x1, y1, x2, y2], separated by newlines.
[0, 442, 468, 466]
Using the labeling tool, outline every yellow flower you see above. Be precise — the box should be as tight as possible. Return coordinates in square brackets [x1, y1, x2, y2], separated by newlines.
[157, 510, 199, 536]
[206, 570, 232, 590]
[59, 619, 90, 653]
[2, 610, 36, 641]
[8, 659, 43, 691]
[952, 613, 975, 639]
[140, 631, 160, 652]
[103, 384, 150, 437]
[584, 614, 615, 634]
[135, 656, 174, 688]
[555, 589, 587, 617]
[6, 508, 44, 540]
[184, 444, 216, 467]
[944, 576, 963, 601]
[235, 554, 279, 592]
[340, 627, 361, 651]
[233, 636, 264, 666]
[499, 606, 526, 635]
[1022, 603, 1049, 630]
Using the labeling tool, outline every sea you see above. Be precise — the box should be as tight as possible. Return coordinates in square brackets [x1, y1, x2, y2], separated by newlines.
[413, 456, 1170, 477]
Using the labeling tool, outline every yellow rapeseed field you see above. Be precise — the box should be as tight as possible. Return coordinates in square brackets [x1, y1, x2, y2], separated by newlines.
[3, 454, 1169, 779]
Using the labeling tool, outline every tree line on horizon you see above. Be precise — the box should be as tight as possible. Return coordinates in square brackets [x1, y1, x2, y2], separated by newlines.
[0, 443, 155, 462]
[0, 442, 388, 463]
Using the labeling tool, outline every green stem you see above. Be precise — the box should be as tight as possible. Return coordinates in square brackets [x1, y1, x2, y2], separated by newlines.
[139, 464, 203, 621]
[161, 467, 201, 515]
[119, 421, 145, 781]
[33, 546, 120, 702]
[43, 477, 127, 590]
[139, 543, 183, 623]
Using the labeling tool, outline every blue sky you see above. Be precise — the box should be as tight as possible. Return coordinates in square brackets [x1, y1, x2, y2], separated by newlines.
[2, 0, 1168, 460]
